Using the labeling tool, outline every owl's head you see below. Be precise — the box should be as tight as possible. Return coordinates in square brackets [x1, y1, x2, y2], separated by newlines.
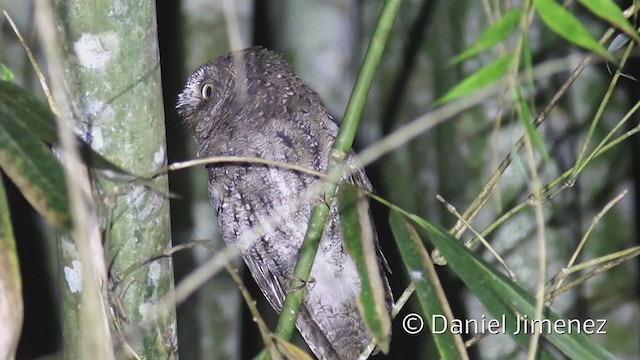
[176, 47, 311, 135]
[176, 52, 237, 131]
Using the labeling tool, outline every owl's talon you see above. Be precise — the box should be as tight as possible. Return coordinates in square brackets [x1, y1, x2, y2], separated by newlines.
[316, 195, 331, 209]
[287, 274, 314, 293]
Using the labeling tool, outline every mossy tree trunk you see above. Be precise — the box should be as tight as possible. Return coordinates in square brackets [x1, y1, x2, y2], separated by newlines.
[43, 0, 177, 358]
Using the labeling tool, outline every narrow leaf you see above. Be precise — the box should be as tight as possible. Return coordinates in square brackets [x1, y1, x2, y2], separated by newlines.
[607, 25, 640, 52]
[517, 36, 550, 163]
[577, 0, 640, 43]
[0, 64, 13, 82]
[337, 183, 391, 353]
[0, 176, 23, 360]
[514, 87, 550, 161]
[273, 336, 314, 360]
[436, 54, 513, 105]
[390, 210, 468, 360]
[0, 100, 71, 230]
[533, 0, 612, 60]
[521, 36, 534, 92]
[0, 81, 57, 144]
[451, 9, 522, 64]
[409, 215, 616, 359]
[0, 81, 129, 174]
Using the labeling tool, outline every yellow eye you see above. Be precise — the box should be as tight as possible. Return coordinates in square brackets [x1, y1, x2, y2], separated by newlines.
[201, 83, 215, 100]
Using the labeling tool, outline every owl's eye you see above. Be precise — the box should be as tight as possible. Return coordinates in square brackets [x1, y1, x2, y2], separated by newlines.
[201, 83, 215, 100]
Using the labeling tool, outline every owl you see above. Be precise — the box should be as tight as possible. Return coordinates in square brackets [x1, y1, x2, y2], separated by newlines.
[176, 47, 391, 360]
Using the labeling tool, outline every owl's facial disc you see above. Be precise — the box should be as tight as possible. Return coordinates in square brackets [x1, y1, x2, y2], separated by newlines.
[176, 63, 230, 129]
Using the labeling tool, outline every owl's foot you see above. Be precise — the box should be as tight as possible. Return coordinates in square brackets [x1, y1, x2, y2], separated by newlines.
[286, 274, 315, 294]
[314, 194, 332, 209]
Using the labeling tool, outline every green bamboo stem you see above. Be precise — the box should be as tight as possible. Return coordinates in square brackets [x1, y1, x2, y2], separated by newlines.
[273, 0, 403, 343]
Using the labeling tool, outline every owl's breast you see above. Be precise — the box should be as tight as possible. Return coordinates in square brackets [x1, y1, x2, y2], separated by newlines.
[201, 103, 337, 168]
[208, 161, 318, 270]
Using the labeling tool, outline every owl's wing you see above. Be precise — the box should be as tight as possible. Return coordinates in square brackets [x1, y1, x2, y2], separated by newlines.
[296, 306, 342, 360]
[243, 254, 343, 360]
[243, 254, 287, 310]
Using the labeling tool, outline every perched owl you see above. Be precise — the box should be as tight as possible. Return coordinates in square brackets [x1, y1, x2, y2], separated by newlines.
[176, 47, 391, 360]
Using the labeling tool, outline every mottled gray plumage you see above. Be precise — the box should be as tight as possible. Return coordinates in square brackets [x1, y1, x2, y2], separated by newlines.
[177, 47, 391, 360]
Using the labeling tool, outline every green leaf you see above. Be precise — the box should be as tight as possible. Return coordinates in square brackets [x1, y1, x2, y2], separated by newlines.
[390, 210, 468, 360]
[0, 81, 129, 175]
[0, 81, 58, 145]
[577, 0, 640, 43]
[451, 9, 522, 64]
[607, 25, 640, 52]
[408, 215, 616, 359]
[0, 99, 71, 230]
[520, 36, 549, 163]
[437, 54, 513, 105]
[514, 87, 550, 162]
[337, 183, 391, 353]
[272, 336, 315, 360]
[0, 64, 14, 82]
[0, 175, 23, 359]
[522, 36, 534, 92]
[533, 0, 612, 60]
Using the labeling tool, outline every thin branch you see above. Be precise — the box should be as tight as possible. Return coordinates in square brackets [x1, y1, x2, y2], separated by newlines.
[156, 156, 327, 179]
[1, 7, 55, 111]
[34, 0, 113, 358]
[436, 194, 515, 280]
[545, 248, 640, 301]
[448, 5, 635, 241]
